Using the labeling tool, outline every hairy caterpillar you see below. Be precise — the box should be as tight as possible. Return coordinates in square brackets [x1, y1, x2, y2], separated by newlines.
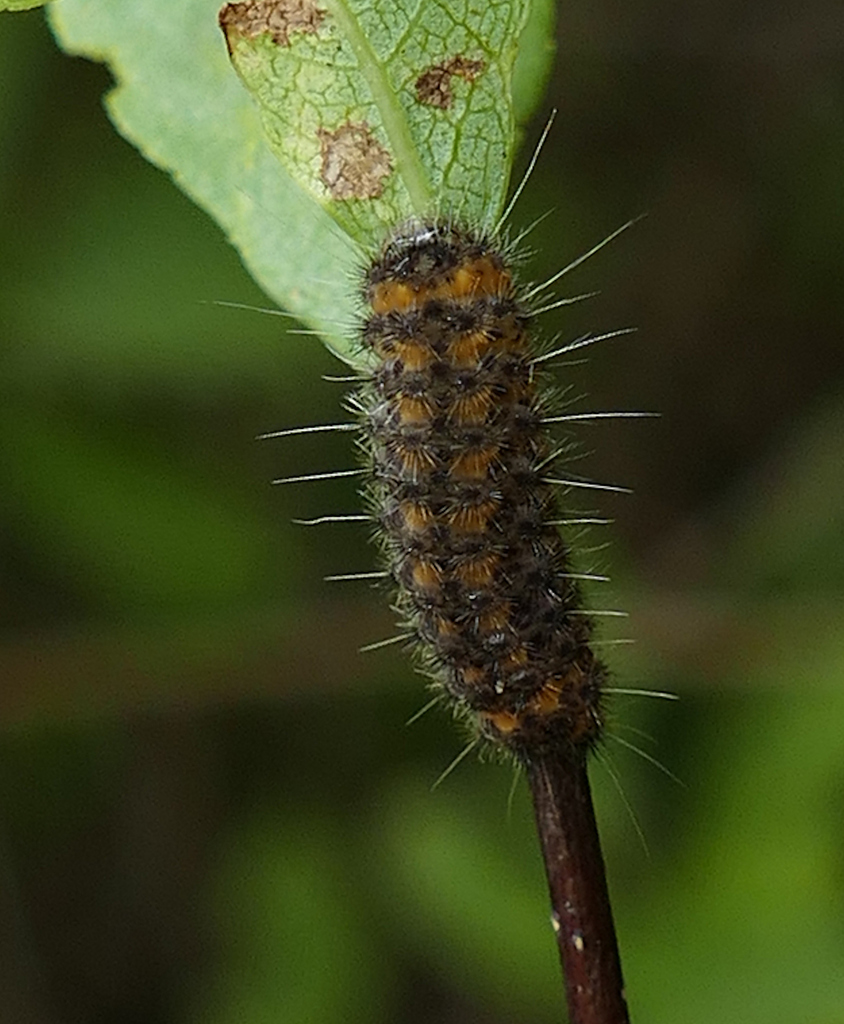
[276, 216, 644, 768]
[360, 220, 608, 761]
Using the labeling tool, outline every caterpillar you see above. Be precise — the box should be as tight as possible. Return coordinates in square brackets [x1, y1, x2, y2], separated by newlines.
[348, 219, 627, 765]
[269, 215, 644, 767]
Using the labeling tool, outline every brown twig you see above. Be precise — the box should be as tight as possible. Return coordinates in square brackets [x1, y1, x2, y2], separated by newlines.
[525, 751, 630, 1024]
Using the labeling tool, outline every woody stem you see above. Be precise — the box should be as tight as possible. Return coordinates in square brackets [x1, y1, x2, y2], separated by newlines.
[525, 751, 630, 1024]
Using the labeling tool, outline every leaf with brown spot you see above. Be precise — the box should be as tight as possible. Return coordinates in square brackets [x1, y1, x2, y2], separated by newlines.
[219, 0, 325, 50]
[218, 0, 545, 246]
[47, 0, 556, 362]
[317, 122, 392, 200]
[415, 55, 486, 111]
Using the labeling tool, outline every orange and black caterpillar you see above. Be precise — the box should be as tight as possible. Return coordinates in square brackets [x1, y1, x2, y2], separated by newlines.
[356, 221, 606, 762]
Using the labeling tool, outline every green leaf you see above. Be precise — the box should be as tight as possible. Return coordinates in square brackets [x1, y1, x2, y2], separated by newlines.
[511, 0, 556, 128]
[219, 0, 532, 245]
[0, 1, 50, 10]
[49, 0, 356, 363]
[48, 0, 554, 366]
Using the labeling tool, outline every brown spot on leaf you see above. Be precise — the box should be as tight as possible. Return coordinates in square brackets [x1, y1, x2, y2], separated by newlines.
[317, 122, 393, 200]
[219, 0, 325, 50]
[415, 55, 486, 110]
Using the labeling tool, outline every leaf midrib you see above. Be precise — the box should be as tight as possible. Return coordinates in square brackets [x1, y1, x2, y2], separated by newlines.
[324, 0, 433, 218]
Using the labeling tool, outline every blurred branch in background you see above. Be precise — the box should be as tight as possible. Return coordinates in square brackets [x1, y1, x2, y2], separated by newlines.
[1, 587, 843, 728]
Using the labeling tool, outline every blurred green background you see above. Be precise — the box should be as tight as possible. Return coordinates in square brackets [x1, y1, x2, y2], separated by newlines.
[2, 4, 844, 1023]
